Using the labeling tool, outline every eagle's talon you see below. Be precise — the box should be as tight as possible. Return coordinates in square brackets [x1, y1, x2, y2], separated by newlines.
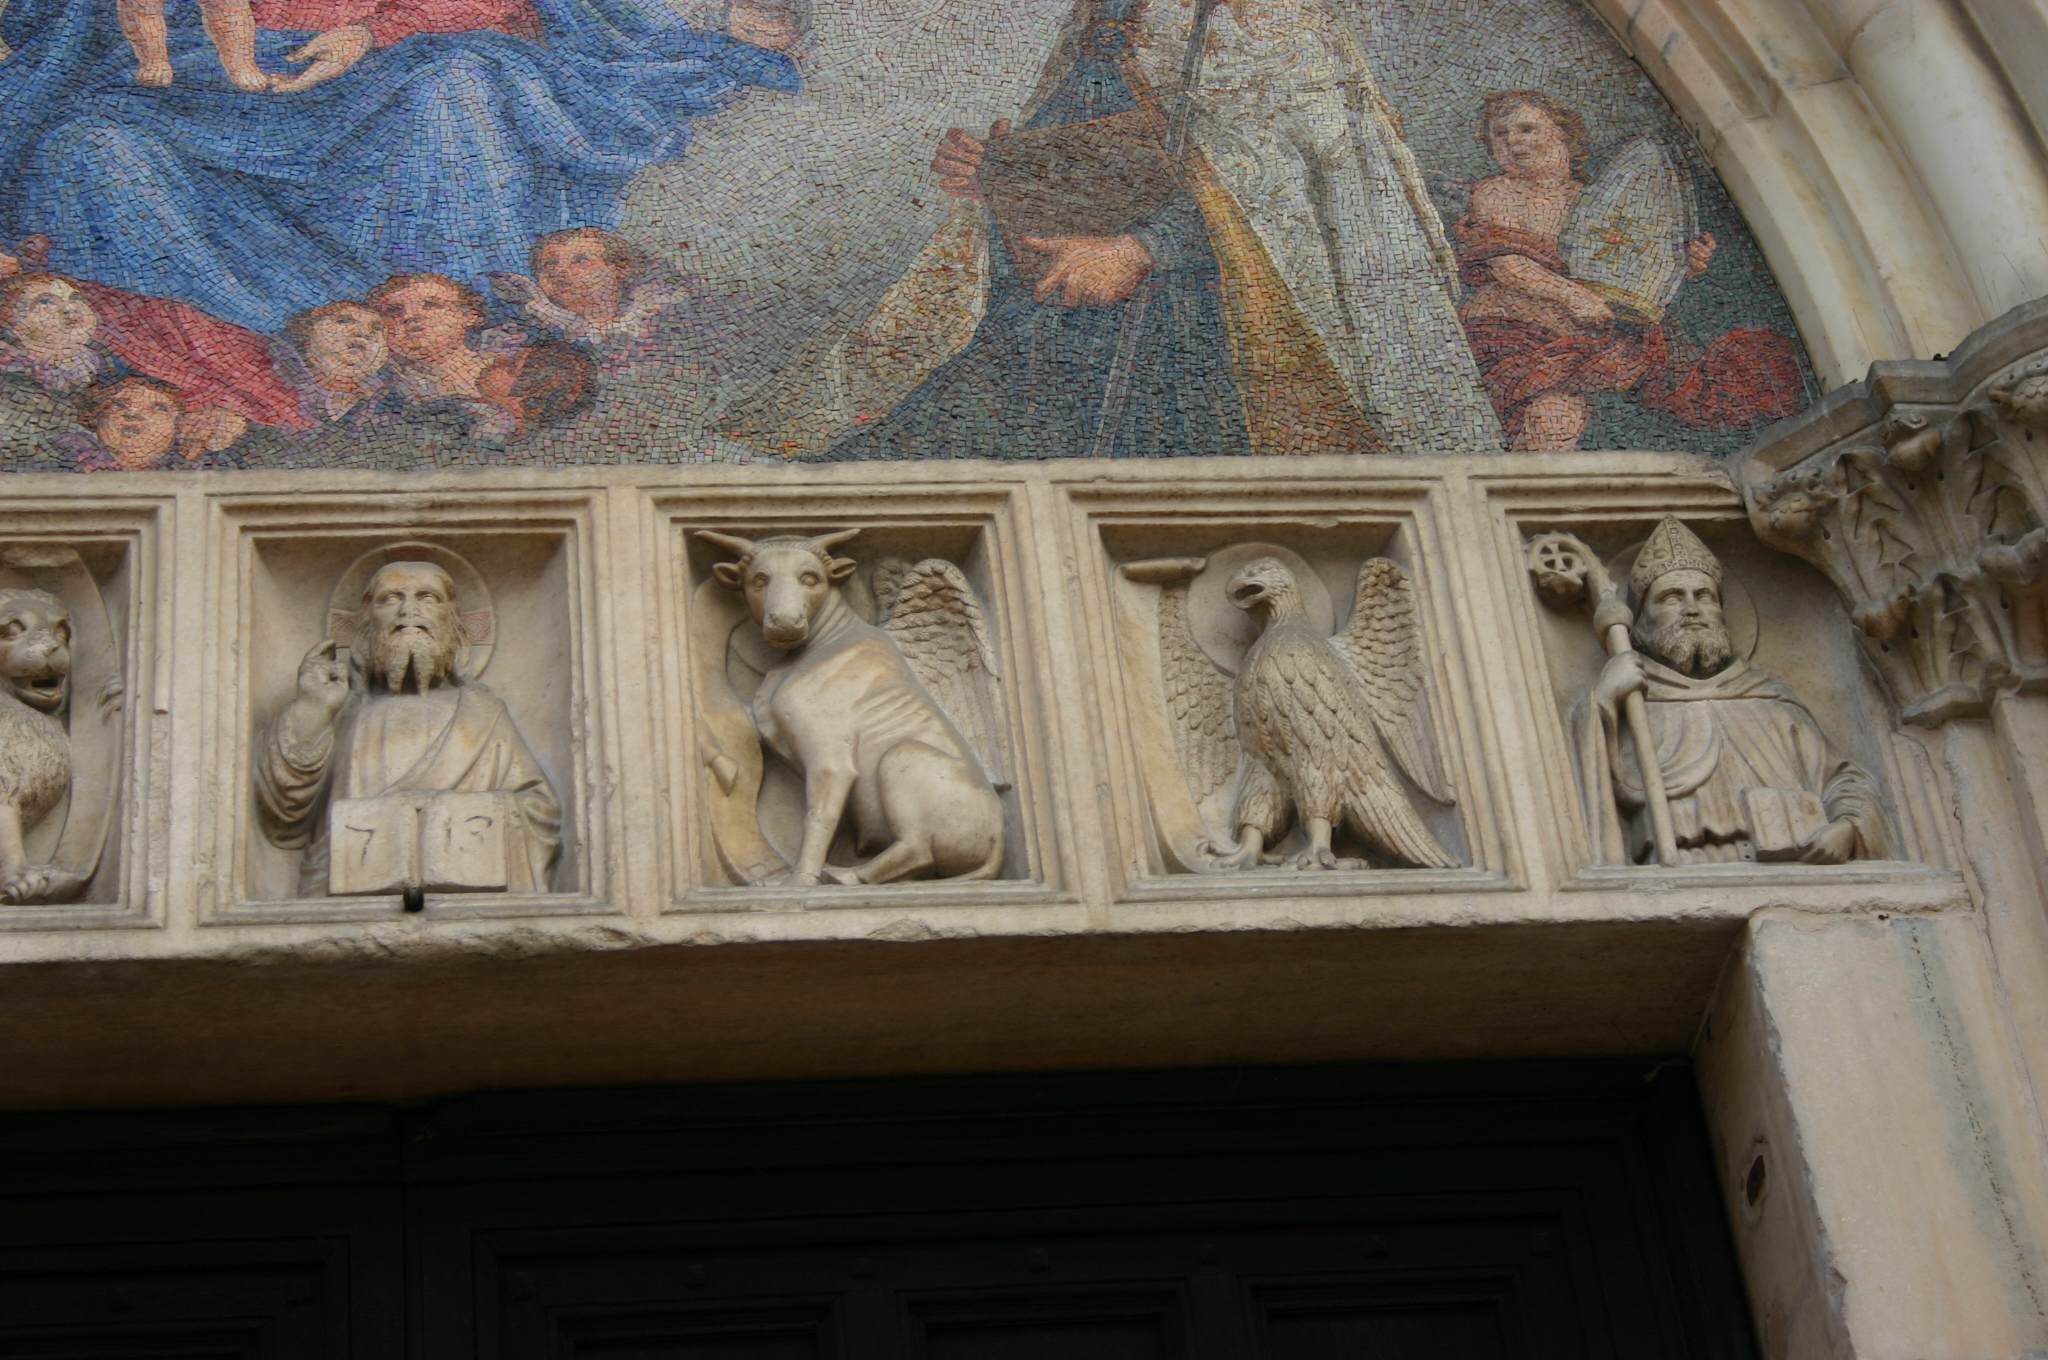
[1198, 835, 1262, 871]
[1284, 846, 1360, 871]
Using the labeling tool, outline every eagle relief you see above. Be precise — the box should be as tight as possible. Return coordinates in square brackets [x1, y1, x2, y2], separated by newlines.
[1117, 544, 1463, 875]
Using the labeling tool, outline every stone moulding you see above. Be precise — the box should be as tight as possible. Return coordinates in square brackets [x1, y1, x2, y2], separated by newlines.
[0, 457, 1976, 954]
[1741, 297, 2048, 728]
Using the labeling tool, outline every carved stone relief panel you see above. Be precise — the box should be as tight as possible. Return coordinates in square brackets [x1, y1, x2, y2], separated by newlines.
[1088, 508, 1487, 889]
[1511, 506, 1940, 874]
[0, 534, 144, 919]
[208, 496, 609, 921]
[661, 495, 1050, 903]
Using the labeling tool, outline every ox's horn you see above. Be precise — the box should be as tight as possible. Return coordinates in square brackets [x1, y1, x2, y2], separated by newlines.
[694, 529, 761, 561]
[810, 528, 861, 553]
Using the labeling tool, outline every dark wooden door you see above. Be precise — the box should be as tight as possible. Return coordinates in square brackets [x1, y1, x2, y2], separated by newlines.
[0, 1062, 1756, 1359]
[0, 1107, 407, 1359]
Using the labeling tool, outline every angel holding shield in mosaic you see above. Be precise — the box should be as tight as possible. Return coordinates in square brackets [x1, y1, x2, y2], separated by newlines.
[1453, 90, 1806, 452]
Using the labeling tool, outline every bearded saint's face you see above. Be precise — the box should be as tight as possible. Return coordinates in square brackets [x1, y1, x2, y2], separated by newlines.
[358, 562, 461, 694]
[1634, 568, 1732, 677]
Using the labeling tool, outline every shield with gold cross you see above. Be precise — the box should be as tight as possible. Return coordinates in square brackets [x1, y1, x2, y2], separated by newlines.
[1561, 135, 1698, 326]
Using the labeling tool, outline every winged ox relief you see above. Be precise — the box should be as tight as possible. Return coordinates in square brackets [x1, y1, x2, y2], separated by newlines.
[1119, 547, 1462, 873]
[691, 528, 1013, 889]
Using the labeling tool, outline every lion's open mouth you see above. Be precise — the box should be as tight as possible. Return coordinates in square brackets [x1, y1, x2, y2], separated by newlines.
[11, 674, 66, 713]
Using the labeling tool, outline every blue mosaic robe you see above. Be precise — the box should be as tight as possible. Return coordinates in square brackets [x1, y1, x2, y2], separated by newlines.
[832, 0, 1249, 460]
[0, 0, 797, 334]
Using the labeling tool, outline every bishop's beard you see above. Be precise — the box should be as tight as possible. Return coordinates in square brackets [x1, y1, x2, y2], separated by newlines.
[361, 625, 458, 694]
[1639, 617, 1733, 677]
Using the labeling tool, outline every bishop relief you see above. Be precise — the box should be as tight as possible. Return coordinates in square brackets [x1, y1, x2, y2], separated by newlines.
[1554, 517, 1893, 867]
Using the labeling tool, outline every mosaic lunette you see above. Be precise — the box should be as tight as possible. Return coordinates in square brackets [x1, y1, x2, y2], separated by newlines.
[0, 0, 1812, 467]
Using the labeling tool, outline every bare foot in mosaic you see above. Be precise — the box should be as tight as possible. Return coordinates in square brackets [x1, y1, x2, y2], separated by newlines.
[204, 0, 274, 90]
[219, 61, 274, 92]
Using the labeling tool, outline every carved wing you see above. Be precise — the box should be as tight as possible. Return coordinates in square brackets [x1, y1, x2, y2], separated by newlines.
[1155, 575, 1239, 812]
[1325, 558, 1453, 804]
[875, 559, 1013, 790]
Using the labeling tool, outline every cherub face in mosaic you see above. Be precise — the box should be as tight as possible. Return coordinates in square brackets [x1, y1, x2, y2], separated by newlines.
[292, 304, 388, 390]
[476, 341, 598, 438]
[0, 0, 1814, 469]
[534, 231, 637, 327]
[1, 277, 97, 366]
[370, 277, 486, 369]
[81, 377, 182, 470]
[1486, 97, 1582, 184]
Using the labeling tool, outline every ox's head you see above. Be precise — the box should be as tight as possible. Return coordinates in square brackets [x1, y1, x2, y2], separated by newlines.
[698, 528, 860, 650]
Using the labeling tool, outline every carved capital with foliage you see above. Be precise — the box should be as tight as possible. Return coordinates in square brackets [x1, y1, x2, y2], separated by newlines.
[1741, 302, 2048, 727]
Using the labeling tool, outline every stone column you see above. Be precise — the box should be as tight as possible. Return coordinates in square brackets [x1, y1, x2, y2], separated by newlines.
[1726, 296, 2048, 1355]
[1803, 0, 2048, 322]
[1699, 909, 2048, 1358]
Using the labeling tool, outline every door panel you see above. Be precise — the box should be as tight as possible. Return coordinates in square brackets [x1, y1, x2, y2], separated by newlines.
[0, 1061, 1756, 1359]
[0, 1191, 404, 1360]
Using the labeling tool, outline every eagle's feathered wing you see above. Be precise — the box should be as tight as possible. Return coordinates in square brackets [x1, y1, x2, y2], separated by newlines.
[1326, 558, 1454, 805]
[874, 558, 1012, 789]
[1157, 575, 1237, 810]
